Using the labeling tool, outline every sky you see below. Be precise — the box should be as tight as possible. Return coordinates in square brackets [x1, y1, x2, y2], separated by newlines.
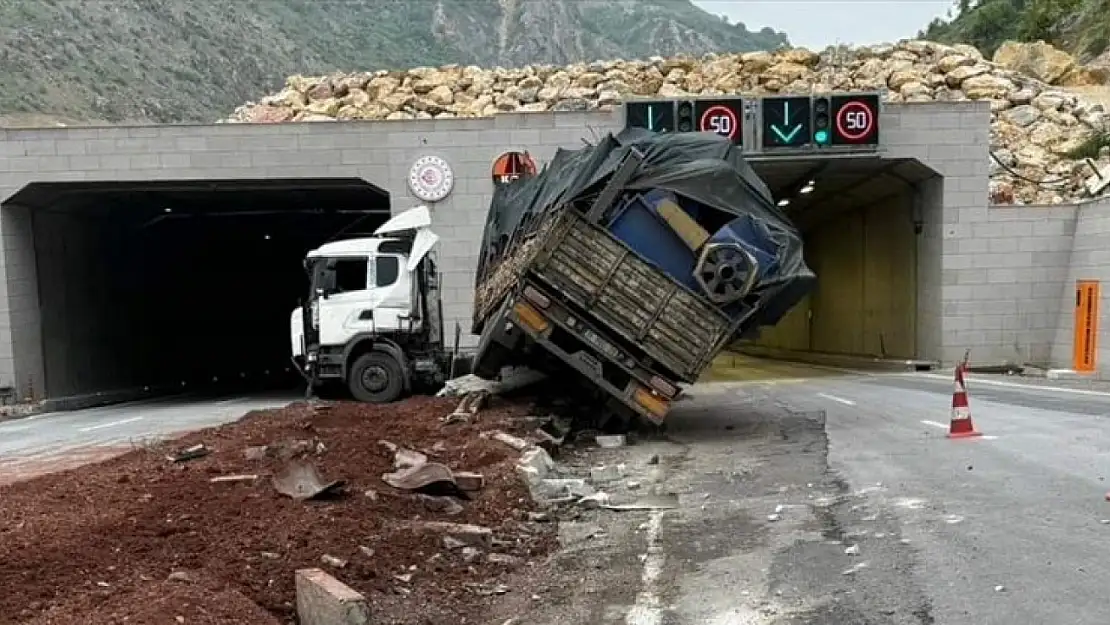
[692, 0, 957, 50]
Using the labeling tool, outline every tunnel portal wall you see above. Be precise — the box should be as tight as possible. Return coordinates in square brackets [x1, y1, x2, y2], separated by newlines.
[0, 101, 1061, 399]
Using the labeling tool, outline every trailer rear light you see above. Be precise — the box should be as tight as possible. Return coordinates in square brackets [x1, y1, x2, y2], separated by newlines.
[633, 386, 670, 422]
[648, 375, 677, 398]
[522, 286, 550, 308]
[512, 300, 550, 333]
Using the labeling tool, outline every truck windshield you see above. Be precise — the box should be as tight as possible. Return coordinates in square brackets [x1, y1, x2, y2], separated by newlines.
[308, 256, 370, 297]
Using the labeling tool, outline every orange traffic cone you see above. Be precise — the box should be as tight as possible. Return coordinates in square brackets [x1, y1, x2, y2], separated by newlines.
[948, 362, 982, 439]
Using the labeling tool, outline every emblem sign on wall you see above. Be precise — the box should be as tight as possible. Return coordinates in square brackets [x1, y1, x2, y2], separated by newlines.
[491, 151, 538, 186]
[408, 155, 455, 203]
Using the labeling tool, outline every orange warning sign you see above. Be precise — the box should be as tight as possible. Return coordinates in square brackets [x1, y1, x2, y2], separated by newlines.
[492, 151, 537, 186]
[1074, 280, 1100, 372]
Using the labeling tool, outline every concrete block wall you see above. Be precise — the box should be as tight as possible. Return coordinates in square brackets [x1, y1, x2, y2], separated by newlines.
[1051, 197, 1110, 373]
[0, 100, 1082, 396]
[0, 113, 625, 396]
[883, 100, 1035, 366]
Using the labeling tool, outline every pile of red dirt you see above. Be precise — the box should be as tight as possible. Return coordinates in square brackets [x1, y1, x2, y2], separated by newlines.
[0, 395, 556, 625]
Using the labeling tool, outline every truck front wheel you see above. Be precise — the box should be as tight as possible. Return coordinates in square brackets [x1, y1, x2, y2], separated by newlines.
[348, 351, 404, 403]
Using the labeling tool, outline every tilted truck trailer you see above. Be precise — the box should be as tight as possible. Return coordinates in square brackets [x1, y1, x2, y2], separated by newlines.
[470, 128, 816, 426]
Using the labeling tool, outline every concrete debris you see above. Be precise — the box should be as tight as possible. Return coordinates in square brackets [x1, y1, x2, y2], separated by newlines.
[436, 368, 547, 397]
[844, 545, 860, 556]
[413, 521, 494, 548]
[442, 390, 490, 424]
[442, 536, 466, 550]
[842, 562, 869, 575]
[589, 465, 621, 482]
[208, 474, 259, 483]
[602, 494, 680, 510]
[626, 481, 641, 490]
[535, 478, 596, 500]
[320, 554, 348, 568]
[295, 568, 371, 625]
[516, 447, 556, 482]
[578, 492, 612, 509]
[359, 546, 375, 558]
[394, 573, 413, 583]
[273, 460, 346, 501]
[995, 585, 1006, 592]
[461, 547, 482, 563]
[243, 445, 270, 461]
[533, 427, 565, 454]
[166, 444, 209, 463]
[486, 430, 532, 452]
[767, 514, 782, 522]
[260, 552, 281, 560]
[595, 435, 626, 448]
[167, 571, 192, 583]
[487, 553, 523, 566]
[464, 581, 510, 596]
[393, 448, 428, 470]
[453, 471, 485, 491]
[416, 494, 464, 515]
[382, 460, 457, 493]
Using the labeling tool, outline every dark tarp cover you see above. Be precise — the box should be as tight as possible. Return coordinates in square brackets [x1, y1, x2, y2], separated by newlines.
[476, 128, 815, 336]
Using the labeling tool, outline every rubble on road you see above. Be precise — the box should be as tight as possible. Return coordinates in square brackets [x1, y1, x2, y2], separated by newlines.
[0, 395, 556, 625]
[436, 368, 547, 398]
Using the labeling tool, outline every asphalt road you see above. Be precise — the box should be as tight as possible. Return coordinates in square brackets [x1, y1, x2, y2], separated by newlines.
[507, 361, 1110, 625]
[5, 359, 1110, 623]
[0, 391, 296, 482]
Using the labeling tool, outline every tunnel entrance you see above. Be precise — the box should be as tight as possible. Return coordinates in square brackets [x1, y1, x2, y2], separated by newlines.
[2, 179, 390, 402]
[746, 157, 939, 361]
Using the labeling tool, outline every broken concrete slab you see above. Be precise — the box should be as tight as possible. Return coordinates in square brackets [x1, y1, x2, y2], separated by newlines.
[295, 568, 371, 625]
[536, 478, 595, 500]
[486, 430, 532, 452]
[436, 368, 547, 397]
[595, 435, 626, 448]
[515, 447, 556, 485]
[589, 465, 620, 482]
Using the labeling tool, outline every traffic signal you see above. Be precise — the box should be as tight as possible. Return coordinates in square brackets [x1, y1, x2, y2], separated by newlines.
[812, 96, 830, 145]
[676, 100, 694, 133]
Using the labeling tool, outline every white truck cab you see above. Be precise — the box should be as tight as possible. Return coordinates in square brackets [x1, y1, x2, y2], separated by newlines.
[291, 205, 448, 403]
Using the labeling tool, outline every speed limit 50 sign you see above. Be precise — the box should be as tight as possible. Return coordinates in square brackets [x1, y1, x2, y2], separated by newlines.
[831, 94, 880, 145]
[693, 98, 744, 145]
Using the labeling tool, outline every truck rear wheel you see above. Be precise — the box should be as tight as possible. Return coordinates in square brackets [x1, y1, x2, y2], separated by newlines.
[348, 351, 404, 403]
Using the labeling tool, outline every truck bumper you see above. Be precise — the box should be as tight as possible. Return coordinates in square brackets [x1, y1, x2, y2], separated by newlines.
[504, 288, 677, 424]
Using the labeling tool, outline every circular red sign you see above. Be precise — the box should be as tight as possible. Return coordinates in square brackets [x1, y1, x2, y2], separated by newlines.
[698, 105, 739, 140]
[835, 101, 875, 141]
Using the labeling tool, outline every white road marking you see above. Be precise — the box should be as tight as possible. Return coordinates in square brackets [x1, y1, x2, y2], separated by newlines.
[816, 392, 856, 406]
[919, 373, 1110, 398]
[626, 510, 666, 625]
[78, 416, 144, 432]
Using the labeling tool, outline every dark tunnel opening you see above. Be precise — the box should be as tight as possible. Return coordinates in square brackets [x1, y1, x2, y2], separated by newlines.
[4, 179, 390, 401]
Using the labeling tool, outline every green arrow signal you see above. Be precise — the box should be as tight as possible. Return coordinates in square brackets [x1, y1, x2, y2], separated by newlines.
[772, 125, 801, 143]
[769, 100, 802, 144]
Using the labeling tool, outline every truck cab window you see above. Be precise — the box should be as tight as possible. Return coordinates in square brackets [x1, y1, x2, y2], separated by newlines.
[375, 255, 400, 287]
[333, 258, 369, 292]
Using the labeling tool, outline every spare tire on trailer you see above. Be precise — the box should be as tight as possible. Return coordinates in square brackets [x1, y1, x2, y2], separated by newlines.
[348, 351, 405, 403]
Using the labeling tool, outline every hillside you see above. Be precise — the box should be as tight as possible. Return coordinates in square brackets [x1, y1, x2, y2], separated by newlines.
[920, 0, 1110, 61]
[0, 0, 788, 125]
